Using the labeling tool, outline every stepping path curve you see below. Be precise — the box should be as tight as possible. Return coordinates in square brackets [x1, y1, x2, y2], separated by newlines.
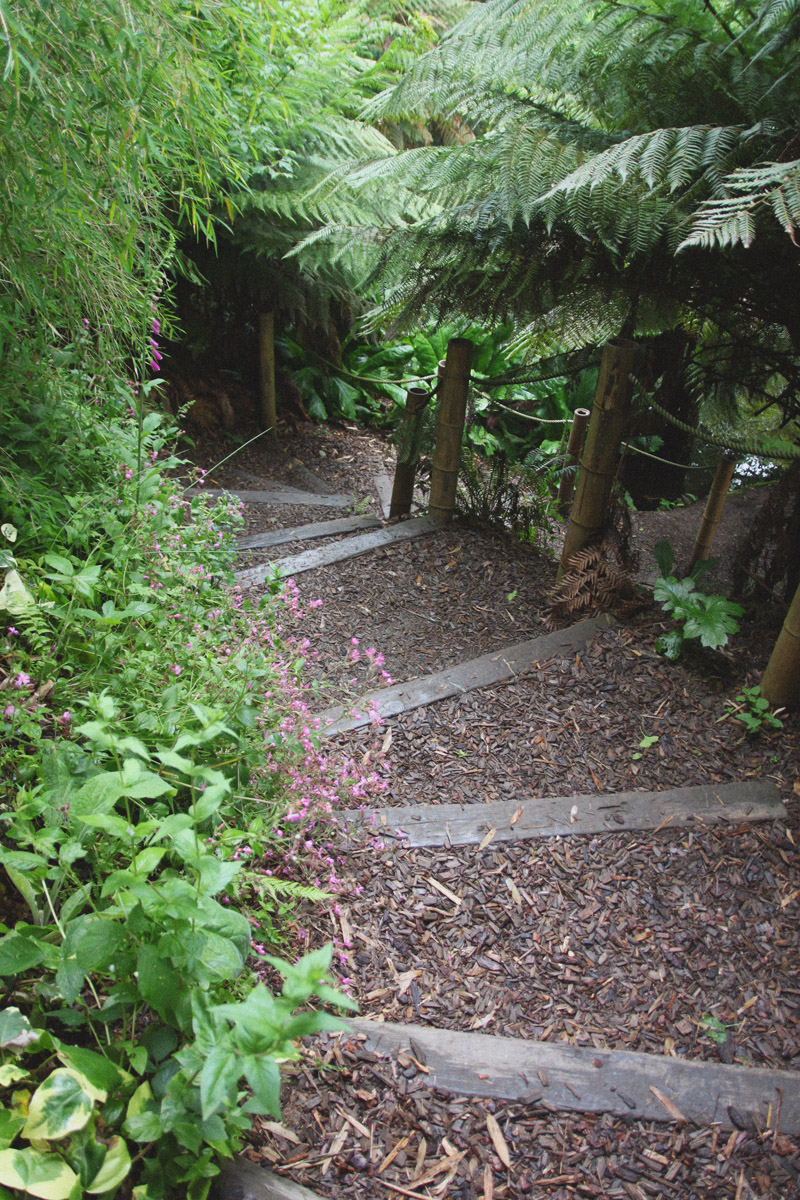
[217, 476, 794, 1200]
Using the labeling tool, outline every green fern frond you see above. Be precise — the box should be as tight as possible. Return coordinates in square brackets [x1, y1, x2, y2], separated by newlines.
[680, 157, 800, 248]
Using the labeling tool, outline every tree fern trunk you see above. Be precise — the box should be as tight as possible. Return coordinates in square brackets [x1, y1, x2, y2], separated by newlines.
[558, 339, 640, 581]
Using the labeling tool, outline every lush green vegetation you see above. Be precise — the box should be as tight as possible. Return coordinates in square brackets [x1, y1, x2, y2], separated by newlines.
[2, 0, 799, 1194]
[0, 2, 398, 1195]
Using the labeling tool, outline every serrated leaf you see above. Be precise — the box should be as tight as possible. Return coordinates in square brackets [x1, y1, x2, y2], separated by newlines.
[242, 1053, 282, 1119]
[199, 1043, 241, 1119]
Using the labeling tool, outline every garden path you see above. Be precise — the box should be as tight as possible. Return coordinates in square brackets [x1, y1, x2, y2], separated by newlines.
[194, 424, 800, 1200]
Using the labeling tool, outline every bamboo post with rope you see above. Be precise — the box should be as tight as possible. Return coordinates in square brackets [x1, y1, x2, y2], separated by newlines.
[429, 338, 475, 522]
[761, 577, 800, 709]
[558, 407, 591, 513]
[258, 311, 277, 439]
[389, 386, 429, 518]
[687, 453, 737, 573]
[558, 339, 640, 582]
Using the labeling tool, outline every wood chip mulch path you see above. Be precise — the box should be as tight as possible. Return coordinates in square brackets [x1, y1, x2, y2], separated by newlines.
[185, 419, 800, 1200]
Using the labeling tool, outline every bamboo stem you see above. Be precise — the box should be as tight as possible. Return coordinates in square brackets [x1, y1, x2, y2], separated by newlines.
[389, 386, 429, 518]
[557, 407, 591, 513]
[761, 577, 800, 709]
[687, 454, 737, 572]
[558, 340, 639, 581]
[429, 338, 474, 522]
[258, 311, 277, 439]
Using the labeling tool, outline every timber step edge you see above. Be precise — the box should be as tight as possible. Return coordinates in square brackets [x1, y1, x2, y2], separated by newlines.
[237, 514, 381, 552]
[319, 613, 615, 735]
[344, 779, 785, 847]
[216, 1159, 324, 1200]
[237, 515, 442, 587]
[338, 1019, 800, 1133]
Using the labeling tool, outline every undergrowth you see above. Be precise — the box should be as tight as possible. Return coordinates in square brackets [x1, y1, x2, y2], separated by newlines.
[0, 335, 386, 1198]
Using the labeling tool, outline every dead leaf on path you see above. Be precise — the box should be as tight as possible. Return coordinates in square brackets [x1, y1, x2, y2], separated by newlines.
[569, 804, 579, 823]
[429, 876, 461, 906]
[412, 1137, 427, 1180]
[336, 1108, 371, 1139]
[260, 1121, 300, 1144]
[378, 1135, 410, 1174]
[395, 968, 421, 996]
[382, 727, 393, 755]
[505, 876, 522, 905]
[486, 1112, 511, 1169]
[510, 805, 523, 826]
[412, 1150, 466, 1189]
[483, 1163, 494, 1200]
[478, 827, 496, 851]
[649, 1085, 687, 1124]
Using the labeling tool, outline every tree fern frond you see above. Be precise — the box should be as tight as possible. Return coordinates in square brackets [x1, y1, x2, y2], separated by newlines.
[680, 157, 800, 248]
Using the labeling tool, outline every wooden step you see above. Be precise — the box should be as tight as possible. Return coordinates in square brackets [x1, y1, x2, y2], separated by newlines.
[237, 516, 441, 587]
[319, 614, 614, 735]
[237, 515, 380, 552]
[186, 485, 353, 508]
[345, 779, 784, 847]
[343, 1018, 800, 1133]
[217, 1159, 323, 1200]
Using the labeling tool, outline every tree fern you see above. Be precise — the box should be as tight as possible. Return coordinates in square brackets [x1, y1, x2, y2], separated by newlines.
[297, 0, 800, 429]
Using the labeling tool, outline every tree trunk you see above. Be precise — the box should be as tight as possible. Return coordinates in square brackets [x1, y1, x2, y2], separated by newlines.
[429, 338, 474, 522]
[761, 578, 800, 709]
[558, 407, 591, 513]
[390, 386, 429, 518]
[258, 311, 277, 439]
[687, 454, 737, 573]
[558, 339, 639, 581]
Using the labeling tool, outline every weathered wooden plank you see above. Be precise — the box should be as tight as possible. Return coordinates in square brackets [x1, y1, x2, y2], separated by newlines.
[344, 780, 784, 847]
[343, 1019, 800, 1132]
[373, 470, 393, 519]
[237, 515, 380, 552]
[319, 615, 614, 735]
[238, 517, 441, 587]
[216, 1160, 324, 1200]
[186, 486, 353, 509]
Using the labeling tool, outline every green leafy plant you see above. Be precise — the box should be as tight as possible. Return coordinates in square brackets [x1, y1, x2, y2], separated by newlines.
[701, 1013, 731, 1048]
[632, 733, 659, 761]
[727, 685, 784, 735]
[653, 541, 744, 661]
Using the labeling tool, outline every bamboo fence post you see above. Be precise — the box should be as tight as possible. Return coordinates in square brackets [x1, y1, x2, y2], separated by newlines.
[687, 453, 737, 573]
[258, 311, 277, 438]
[429, 338, 474, 522]
[761, 576, 800, 709]
[557, 407, 591, 513]
[558, 339, 639, 582]
[389, 386, 429, 518]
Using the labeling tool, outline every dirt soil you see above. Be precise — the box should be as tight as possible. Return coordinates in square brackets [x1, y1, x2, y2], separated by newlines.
[188, 412, 800, 1200]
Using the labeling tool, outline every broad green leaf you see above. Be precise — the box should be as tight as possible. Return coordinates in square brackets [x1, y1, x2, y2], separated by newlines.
[0, 1148, 78, 1199]
[242, 1054, 281, 1119]
[195, 855, 241, 896]
[56, 917, 123, 1004]
[44, 554, 74, 578]
[2, 867, 41, 924]
[54, 1044, 129, 1094]
[22, 1070, 94, 1141]
[132, 846, 166, 875]
[0, 934, 45, 976]
[0, 1007, 35, 1050]
[199, 1043, 241, 1119]
[0, 569, 35, 614]
[195, 931, 246, 982]
[86, 1136, 131, 1194]
[0, 1107, 27, 1149]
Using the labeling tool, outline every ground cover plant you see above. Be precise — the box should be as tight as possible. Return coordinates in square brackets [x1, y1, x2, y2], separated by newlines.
[0, 343, 396, 1196]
